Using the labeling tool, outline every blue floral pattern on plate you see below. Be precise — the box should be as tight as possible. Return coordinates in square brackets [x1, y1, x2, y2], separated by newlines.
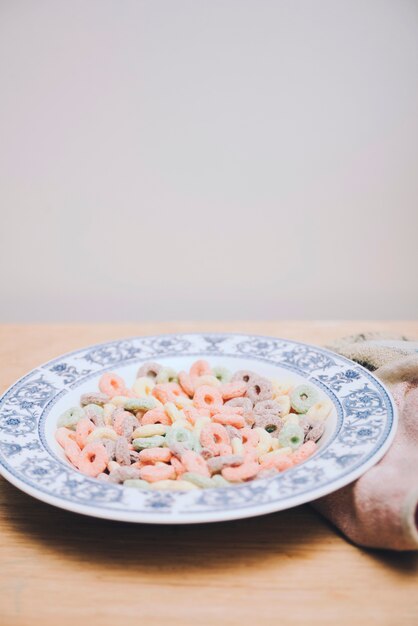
[0, 334, 397, 524]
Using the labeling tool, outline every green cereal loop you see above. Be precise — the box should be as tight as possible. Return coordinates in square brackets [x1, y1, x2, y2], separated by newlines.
[278, 423, 304, 450]
[290, 384, 319, 414]
[124, 479, 151, 489]
[156, 367, 178, 384]
[57, 407, 85, 430]
[166, 426, 194, 450]
[212, 366, 232, 384]
[182, 473, 215, 489]
[211, 474, 231, 488]
[132, 435, 166, 450]
[124, 397, 158, 413]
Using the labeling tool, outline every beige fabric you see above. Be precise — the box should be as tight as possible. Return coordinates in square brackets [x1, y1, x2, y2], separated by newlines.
[313, 334, 418, 551]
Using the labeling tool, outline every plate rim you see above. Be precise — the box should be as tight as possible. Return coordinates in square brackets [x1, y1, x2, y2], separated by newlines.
[0, 332, 398, 524]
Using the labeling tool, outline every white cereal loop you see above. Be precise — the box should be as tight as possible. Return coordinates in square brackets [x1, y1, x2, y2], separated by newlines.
[132, 424, 168, 438]
[132, 377, 155, 397]
[86, 427, 118, 442]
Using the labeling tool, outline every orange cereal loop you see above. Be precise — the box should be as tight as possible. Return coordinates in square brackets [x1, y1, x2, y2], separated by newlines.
[75, 418, 95, 449]
[292, 441, 317, 466]
[153, 382, 183, 404]
[212, 413, 246, 429]
[221, 460, 260, 482]
[193, 385, 223, 412]
[182, 407, 210, 425]
[139, 447, 172, 464]
[141, 408, 171, 426]
[181, 450, 210, 477]
[55, 426, 76, 448]
[199, 423, 230, 456]
[220, 381, 247, 401]
[178, 371, 195, 397]
[240, 427, 259, 448]
[216, 405, 244, 415]
[190, 360, 212, 378]
[99, 372, 127, 398]
[77, 442, 108, 477]
[139, 462, 176, 483]
[64, 439, 82, 467]
[261, 454, 293, 472]
[170, 456, 186, 477]
[275, 455, 294, 472]
[217, 443, 233, 456]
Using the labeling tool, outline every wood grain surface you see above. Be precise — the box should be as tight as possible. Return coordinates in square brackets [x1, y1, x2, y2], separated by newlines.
[0, 322, 417, 626]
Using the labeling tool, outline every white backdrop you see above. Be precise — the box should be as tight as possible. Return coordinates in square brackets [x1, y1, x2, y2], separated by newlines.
[1, 0, 417, 321]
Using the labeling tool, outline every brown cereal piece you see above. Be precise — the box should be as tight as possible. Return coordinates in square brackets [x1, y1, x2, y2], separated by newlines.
[305, 422, 326, 443]
[108, 467, 142, 484]
[225, 425, 243, 441]
[115, 436, 131, 466]
[112, 408, 138, 440]
[254, 400, 283, 418]
[130, 450, 141, 463]
[207, 455, 244, 475]
[84, 405, 105, 427]
[103, 439, 116, 460]
[136, 362, 162, 379]
[231, 370, 259, 386]
[298, 416, 311, 435]
[225, 397, 254, 425]
[122, 415, 138, 439]
[253, 413, 283, 437]
[246, 377, 273, 403]
[80, 392, 110, 407]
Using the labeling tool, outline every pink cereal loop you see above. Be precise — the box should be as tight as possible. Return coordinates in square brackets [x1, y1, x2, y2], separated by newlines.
[292, 441, 317, 466]
[216, 406, 244, 415]
[141, 408, 172, 426]
[56, 428, 82, 466]
[190, 360, 212, 379]
[212, 413, 246, 429]
[153, 383, 184, 404]
[199, 423, 230, 456]
[75, 418, 95, 449]
[139, 448, 172, 464]
[77, 442, 108, 477]
[178, 371, 195, 397]
[139, 463, 176, 483]
[193, 385, 223, 412]
[55, 426, 76, 448]
[99, 372, 127, 398]
[222, 460, 260, 482]
[183, 407, 210, 425]
[170, 456, 186, 477]
[218, 444, 233, 456]
[220, 381, 247, 401]
[181, 450, 210, 477]
[260, 452, 293, 472]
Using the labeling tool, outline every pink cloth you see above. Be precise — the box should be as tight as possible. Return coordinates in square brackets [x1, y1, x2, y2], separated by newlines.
[313, 345, 418, 551]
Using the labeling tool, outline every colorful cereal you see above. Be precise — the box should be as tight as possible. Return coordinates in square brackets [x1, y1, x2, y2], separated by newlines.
[56, 361, 332, 490]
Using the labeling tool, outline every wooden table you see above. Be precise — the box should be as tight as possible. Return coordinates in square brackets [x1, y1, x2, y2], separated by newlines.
[0, 322, 417, 626]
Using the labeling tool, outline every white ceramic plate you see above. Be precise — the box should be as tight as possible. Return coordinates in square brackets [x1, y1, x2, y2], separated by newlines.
[0, 333, 397, 524]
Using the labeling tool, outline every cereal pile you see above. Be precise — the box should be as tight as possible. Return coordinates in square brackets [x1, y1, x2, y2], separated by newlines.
[55, 361, 332, 491]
